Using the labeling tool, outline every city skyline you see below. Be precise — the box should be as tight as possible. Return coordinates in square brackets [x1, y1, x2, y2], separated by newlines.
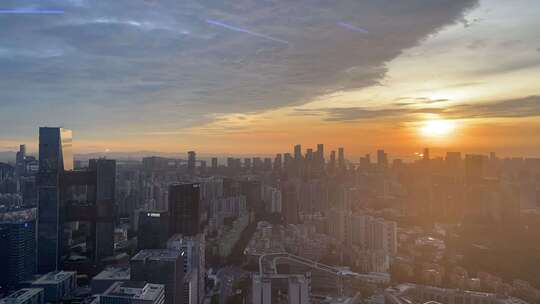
[1, 0, 540, 156]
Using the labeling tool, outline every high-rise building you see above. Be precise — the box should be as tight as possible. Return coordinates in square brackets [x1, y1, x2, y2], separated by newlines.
[101, 281, 165, 304]
[423, 148, 430, 162]
[130, 250, 185, 304]
[282, 185, 299, 224]
[252, 275, 310, 304]
[167, 234, 206, 304]
[168, 183, 201, 236]
[316, 144, 324, 162]
[244, 158, 252, 170]
[287, 275, 310, 304]
[465, 154, 484, 180]
[37, 128, 116, 273]
[274, 154, 282, 172]
[252, 275, 272, 304]
[377, 149, 388, 169]
[187, 151, 196, 175]
[329, 150, 336, 171]
[211, 158, 218, 171]
[338, 147, 345, 170]
[89, 158, 117, 259]
[0, 209, 36, 288]
[138, 211, 170, 250]
[294, 145, 302, 161]
[15, 144, 27, 179]
[37, 127, 73, 273]
[306, 149, 313, 161]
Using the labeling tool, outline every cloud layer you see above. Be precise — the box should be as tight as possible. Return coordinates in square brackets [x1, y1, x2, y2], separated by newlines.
[294, 95, 540, 122]
[0, 0, 479, 138]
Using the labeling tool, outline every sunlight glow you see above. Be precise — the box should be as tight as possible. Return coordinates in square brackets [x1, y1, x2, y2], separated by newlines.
[420, 119, 456, 138]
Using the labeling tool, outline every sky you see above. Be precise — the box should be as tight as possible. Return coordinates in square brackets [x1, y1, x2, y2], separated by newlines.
[0, 0, 539, 158]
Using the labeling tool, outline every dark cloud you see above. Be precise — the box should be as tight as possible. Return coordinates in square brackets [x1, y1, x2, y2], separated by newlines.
[296, 95, 540, 123]
[0, 0, 479, 137]
[445, 95, 540, 119]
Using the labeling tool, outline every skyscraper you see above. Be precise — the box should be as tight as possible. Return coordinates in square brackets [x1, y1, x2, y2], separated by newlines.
[89, 158, 117, 260]
[316, 144, 324, 161]
[138, 211, 170, 250]
[377, 149, 388, 169]
[211, 157, 218, 171]
[338, 147, 345, 170]
[37, 127, 73, 273]
[187, 151, 196, 175]
[15, 144, 26, 179]
[294, 144, 302, 161]
[329, 150, 336, 171]
[168, 183, 201, 236]
[0, 209, 36, 288]
[274, 154, 282, 171]
[37, 128, 116, 273]
[131, 250, 185, 304]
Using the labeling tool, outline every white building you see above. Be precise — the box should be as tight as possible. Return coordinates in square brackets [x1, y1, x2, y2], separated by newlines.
[101, 281, 165, 304]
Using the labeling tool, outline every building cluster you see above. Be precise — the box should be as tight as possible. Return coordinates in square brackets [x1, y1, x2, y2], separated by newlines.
[2, 131, 540, 304]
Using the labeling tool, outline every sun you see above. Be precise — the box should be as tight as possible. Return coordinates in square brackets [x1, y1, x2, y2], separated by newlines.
[420, 119, 456, 138]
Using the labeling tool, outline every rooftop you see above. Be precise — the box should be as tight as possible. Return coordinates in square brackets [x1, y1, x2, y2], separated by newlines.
[0, 288, 43, 304]
[93, 267, 130, 281]
[103, 281, 164, 301]
[33, 271, 76, 285]
[131, 249, 183, 261]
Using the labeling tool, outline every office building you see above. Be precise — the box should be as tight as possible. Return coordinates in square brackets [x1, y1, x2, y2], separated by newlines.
[138, 211, 170, 250]
[282, 186, 299, 224]
[0, 288, 44, 304]
[294, 145, 302, 161]
[329, 150, 336, 171]
[338, 147, 345, 170]
[130, 250, 185, 304]
[167, 234, 206, 304]
[89, 158, 117, 260]
[37, 128, 116, 273]
[168, 183, 200, 236]
[252, 275, 310, 304]
[377, 149, 388, 169]
[316, 144, 324, 162]
[288, 275, 310, 304]
[31, 271, 76, 303]
[274, 154, 282, 171]
[101, 281, 165, 304]
[15, 144, 26, 179]
[211, 158, 218, 171]
[37, 127, 73, 273]
[252, 275, 272, 304]
[0, 209, 36, 288]
[91, 267, 131, 294]
[187, 151, 196, 175]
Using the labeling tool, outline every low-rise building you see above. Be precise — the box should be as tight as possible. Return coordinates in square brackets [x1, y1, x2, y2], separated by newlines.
[31, 271, 76, 303]
[0, 288, 44, 304]
[101, 281, 165, 304]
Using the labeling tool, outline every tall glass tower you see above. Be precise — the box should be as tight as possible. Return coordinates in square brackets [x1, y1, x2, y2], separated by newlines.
[37, 127, 73, 273]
